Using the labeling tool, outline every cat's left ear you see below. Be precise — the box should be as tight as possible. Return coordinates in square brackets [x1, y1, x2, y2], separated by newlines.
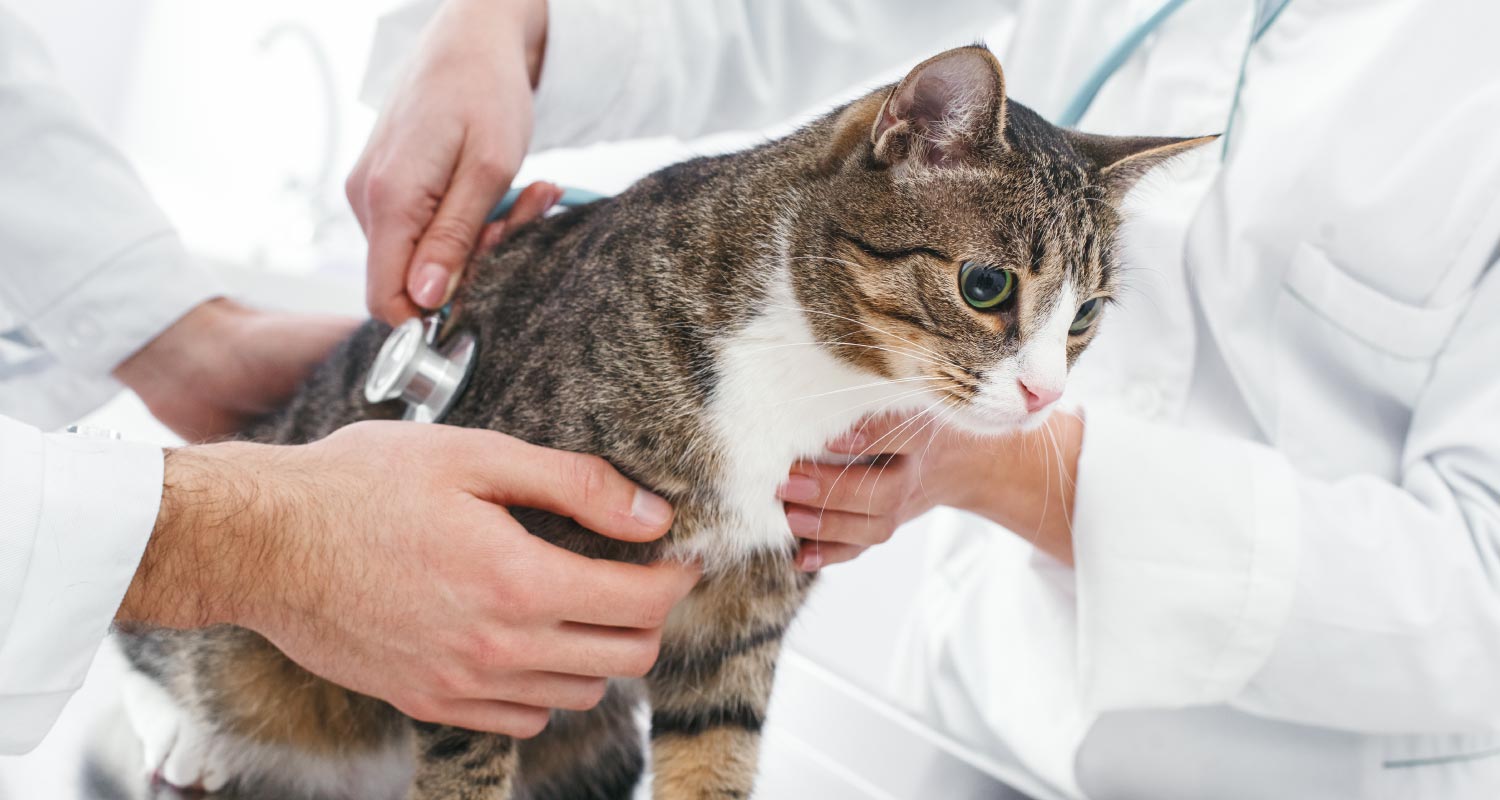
[1067, 131, 1220, 202]
[871, 45, 1008, 170]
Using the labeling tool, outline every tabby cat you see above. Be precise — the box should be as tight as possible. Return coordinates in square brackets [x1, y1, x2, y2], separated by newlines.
[98, 46, 1211, 800]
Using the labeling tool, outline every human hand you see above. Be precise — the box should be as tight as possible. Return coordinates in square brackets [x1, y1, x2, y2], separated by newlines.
[779, 411, 1085, 570]
[779, 413, 969, 571]
[120, 422, 700, 737]
[347, 0, 550, 324]
[114, 298, 357, 442]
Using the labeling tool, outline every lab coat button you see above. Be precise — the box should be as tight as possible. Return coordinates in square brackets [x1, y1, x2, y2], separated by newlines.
[66, 314, 101, 349]
[1124, 381, 1164, 419]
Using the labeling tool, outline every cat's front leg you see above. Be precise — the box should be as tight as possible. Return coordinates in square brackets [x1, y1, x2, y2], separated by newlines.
[646, 550, 812, 799]
[407, 725, 518, 800]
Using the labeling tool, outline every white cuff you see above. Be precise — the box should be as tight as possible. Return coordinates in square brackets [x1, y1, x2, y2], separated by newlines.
[0, 417, 162, 753]
[21, 231, 221, 377]
[530, 0, 646, 151]
[1071, 407, 1300, 713]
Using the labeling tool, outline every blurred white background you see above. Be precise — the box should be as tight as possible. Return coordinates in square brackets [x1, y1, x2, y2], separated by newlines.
[0, 3, 1030, 798]
[3, 0, 817, 288]
[8, 0, 390, 282]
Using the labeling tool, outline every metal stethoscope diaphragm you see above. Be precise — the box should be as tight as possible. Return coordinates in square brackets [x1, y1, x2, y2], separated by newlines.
[360, 184, 605, 423]
[363, 314, 477, 423]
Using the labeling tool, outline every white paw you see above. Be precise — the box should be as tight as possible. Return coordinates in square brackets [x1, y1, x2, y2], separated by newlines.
[120, 671, 231, 793]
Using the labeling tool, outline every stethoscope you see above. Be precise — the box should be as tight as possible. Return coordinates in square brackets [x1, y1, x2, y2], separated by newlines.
[366, 0, 1291, 423]
[1059, 0, 1292, 142]
[362, 186, 603, 422]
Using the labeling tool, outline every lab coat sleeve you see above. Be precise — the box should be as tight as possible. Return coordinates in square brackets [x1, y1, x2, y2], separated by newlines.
[0, 7, 220, 429]
[0, 416, 163, 753]
[1072, 258, 1500, 734]
[361, 0, 1004, 151]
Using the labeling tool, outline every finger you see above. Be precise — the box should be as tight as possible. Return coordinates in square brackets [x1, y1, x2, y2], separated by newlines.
[501, 181, 562, 230]
[827, 412, 936, 456]
[407, 151, 515, 309]
[539, 548, 700, 629]
[353, 155, 435, 324]
[474, 183, 560, 255]
[784, 504, 897, 549]
[412, 698, 553, 738]
[778, 459, 911, 517]
[529, 623, 666, 678]
[469, 671, 608, 712]
[365, 210, 425, 324]
[483, 510, 699, 629]
[466, 437, 676, 542]
[795, 540, 867, 572]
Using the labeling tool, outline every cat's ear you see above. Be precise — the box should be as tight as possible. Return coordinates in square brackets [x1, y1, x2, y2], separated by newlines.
[1068, 132, 1219, 201]
[871, 46, 1008, 170]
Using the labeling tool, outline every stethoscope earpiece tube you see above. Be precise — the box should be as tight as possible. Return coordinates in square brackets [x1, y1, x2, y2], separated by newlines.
[487, 185, 607, 222]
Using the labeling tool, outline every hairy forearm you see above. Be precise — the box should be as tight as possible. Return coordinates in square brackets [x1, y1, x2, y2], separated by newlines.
[116, 443, 290, 630]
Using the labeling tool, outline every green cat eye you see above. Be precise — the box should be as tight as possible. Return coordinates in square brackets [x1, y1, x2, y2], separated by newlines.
[1070, 297, 1103, 333]
[959, 262, 1016, 310]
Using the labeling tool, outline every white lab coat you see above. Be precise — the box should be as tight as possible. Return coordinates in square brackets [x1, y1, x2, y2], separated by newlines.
[0, 7, 218, 753]
[369, 0, 1500, 797]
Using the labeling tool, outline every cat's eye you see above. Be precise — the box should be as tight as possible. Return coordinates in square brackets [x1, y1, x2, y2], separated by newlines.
[1070, 297, 1103, 333]
[959, 262, 1016, 310]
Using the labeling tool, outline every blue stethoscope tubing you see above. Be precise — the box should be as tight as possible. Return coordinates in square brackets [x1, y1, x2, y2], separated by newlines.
[1058, 0, 1291, 141]
[1057, 0, 1195, 127]
[487, 185, 606, 222]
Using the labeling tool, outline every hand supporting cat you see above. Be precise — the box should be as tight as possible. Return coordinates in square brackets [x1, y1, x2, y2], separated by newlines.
[782, 411, 1083, 569]
[117, 423, 698, 741]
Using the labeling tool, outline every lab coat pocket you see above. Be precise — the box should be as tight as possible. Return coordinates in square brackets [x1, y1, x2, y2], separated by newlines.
[1272, 243, 1470, 479]
[1282, 244, 1467, 360]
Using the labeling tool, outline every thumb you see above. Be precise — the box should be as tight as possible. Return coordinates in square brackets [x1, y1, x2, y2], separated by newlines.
[407, 163, 512, 309]
[461, 432, 675, 543]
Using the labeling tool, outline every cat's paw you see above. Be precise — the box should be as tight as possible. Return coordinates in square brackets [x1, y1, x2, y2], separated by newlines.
[121, 670, 232, 793]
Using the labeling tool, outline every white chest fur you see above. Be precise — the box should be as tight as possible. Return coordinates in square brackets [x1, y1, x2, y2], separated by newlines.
[671, 280, 945, 565]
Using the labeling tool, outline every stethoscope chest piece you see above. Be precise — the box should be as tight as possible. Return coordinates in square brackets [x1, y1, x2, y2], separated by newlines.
[363, 315, 477, 424]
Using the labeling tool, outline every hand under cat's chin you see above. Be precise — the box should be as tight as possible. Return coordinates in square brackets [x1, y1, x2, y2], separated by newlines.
[945, 402, 1054, 437]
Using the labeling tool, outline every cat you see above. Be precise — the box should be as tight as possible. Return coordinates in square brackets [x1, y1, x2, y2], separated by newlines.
[97, 45, 1212, 800]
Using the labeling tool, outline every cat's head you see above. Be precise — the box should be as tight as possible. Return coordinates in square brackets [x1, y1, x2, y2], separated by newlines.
[788, 45, 1213, 434]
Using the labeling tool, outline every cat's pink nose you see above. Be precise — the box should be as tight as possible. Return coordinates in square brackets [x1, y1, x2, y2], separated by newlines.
[1019, 378, 1062, 413]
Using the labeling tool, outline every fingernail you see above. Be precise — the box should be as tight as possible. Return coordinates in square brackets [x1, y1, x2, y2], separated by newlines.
[785, 508, 820, 536]
[631, 488, 673, 528]
[412, 263, 448, 308]
[777, 475, 819, 503]
[830, 432, 869, 452]
[799, 550, 823, 571]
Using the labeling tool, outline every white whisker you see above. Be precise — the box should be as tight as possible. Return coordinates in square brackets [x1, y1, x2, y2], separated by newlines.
[774, 375, 945, 407]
